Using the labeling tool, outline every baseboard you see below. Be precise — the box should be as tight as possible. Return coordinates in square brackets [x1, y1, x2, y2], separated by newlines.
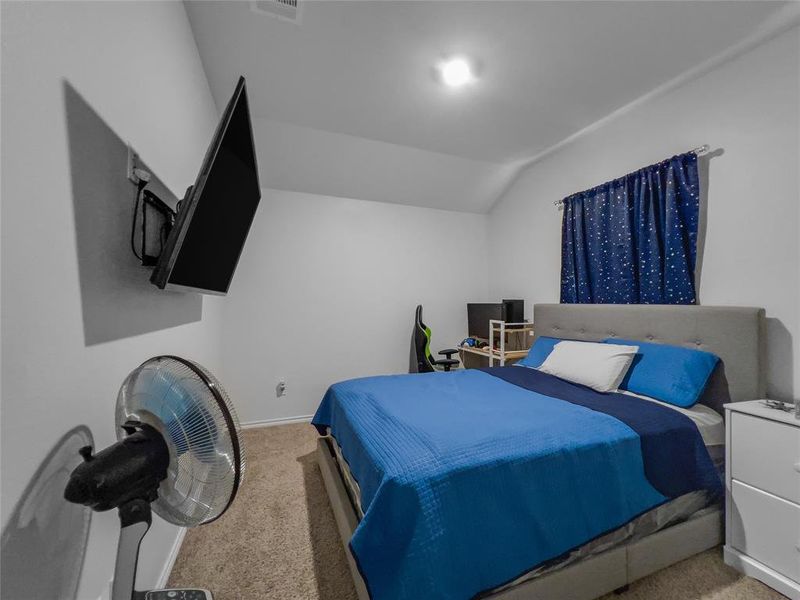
[241, 414, 313, 429]
[724, 546, 800, 600]
[156, 527, 187, 589]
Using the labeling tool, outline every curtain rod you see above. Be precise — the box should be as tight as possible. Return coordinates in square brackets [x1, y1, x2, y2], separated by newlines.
[554, 145, 710, 209]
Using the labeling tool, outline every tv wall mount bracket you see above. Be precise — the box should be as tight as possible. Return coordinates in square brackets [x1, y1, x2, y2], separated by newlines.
[135, 185, 192, 267]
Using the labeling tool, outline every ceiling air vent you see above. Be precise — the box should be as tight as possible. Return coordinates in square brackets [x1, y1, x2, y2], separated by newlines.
[251, 0, 301, 24]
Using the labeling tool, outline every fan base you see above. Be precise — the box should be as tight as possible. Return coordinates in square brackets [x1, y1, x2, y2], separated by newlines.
[144, 589, 212, 600]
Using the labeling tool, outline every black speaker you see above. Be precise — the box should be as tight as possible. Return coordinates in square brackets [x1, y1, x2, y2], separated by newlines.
[502, 299, 525, 325]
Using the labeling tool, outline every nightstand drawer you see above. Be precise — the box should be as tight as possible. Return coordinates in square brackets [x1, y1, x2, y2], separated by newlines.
[731, 412, 800, 504]
[730, 480, 800, 582]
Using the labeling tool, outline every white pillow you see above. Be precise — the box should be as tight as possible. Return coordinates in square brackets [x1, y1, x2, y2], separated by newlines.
[537, 340, 639, 393]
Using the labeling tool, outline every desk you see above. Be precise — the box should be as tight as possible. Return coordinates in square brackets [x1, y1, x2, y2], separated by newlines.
[459, 321, 533, 367]
[459, 346, 529, 365]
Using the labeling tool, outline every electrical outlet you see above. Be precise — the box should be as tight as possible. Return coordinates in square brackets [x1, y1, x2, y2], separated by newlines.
[276, 378, 287, 397]
[127, 144, 140, 184]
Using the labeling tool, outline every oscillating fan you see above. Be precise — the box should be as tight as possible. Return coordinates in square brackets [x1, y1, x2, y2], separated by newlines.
[64, 356, 245, 600]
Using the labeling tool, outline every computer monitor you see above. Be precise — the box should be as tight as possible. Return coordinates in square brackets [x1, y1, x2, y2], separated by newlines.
[467, 303, 505, 340]
[502, 299, 525, 324]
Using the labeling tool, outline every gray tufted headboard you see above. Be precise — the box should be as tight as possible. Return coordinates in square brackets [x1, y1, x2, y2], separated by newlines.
[533, 304, 766, 403]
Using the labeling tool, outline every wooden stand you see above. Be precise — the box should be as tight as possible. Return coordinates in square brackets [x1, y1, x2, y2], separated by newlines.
[459, 320, 533, 367]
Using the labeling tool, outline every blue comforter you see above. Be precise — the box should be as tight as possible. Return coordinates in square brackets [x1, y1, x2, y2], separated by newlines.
[312, 367, 721, 600]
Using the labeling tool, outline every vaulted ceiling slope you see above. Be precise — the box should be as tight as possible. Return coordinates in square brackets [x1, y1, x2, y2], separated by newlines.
[185, 0, 792, 213]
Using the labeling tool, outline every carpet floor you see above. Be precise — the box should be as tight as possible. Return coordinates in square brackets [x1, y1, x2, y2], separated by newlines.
[168, 423, 785, 600]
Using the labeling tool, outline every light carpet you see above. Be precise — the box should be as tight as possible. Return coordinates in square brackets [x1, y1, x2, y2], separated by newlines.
[168, 423, 785, 600]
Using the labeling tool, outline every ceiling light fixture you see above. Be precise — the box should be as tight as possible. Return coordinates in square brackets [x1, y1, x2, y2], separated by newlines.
[437, 57, 475, 88]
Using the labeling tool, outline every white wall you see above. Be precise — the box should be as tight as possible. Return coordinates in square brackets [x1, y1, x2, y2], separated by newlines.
[220, 189, 489, 423]
[1, 2, 220, 598]
[488, 27, 800, 400]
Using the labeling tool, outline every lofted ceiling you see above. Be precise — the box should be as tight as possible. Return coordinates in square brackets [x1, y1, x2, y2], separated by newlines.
[185, 0, 793, 212]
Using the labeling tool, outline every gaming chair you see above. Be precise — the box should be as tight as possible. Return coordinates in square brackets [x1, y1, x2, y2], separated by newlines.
[410, 305, 459, 373]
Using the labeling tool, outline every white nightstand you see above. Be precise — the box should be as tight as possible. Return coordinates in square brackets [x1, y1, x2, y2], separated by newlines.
[725, 400, 800, 599]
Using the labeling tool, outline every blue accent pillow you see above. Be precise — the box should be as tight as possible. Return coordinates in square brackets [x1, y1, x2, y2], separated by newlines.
[603, 338, 719, 408]
[517, 336, 563, 368]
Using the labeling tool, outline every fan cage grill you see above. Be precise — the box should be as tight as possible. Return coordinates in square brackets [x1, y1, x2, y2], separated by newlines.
[116, 357, 245, 527]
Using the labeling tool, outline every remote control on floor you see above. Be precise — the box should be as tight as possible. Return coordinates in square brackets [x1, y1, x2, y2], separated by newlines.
[144, 589, 212, 600]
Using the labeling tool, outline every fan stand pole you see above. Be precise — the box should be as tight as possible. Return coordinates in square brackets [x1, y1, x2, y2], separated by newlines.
[112, 498, 152, 600]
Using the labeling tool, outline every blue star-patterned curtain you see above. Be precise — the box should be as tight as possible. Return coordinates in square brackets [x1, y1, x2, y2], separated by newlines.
[560, 151, 700, 304]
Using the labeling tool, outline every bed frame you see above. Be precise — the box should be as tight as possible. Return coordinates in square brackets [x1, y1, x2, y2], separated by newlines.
[317, 303, 766, 600]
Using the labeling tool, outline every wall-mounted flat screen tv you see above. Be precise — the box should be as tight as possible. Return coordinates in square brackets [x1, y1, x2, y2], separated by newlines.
[151, 76, 260, 295]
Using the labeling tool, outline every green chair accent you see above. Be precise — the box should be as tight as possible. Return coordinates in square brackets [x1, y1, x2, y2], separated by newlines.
[411, 305, 459, 373]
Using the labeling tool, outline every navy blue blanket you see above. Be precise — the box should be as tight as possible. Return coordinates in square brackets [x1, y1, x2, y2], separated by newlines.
[479, 367, 722, 498]
[313, 367, 721, 600]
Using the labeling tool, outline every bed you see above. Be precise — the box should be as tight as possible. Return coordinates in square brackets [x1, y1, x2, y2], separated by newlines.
[314, 303, 766, 600]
